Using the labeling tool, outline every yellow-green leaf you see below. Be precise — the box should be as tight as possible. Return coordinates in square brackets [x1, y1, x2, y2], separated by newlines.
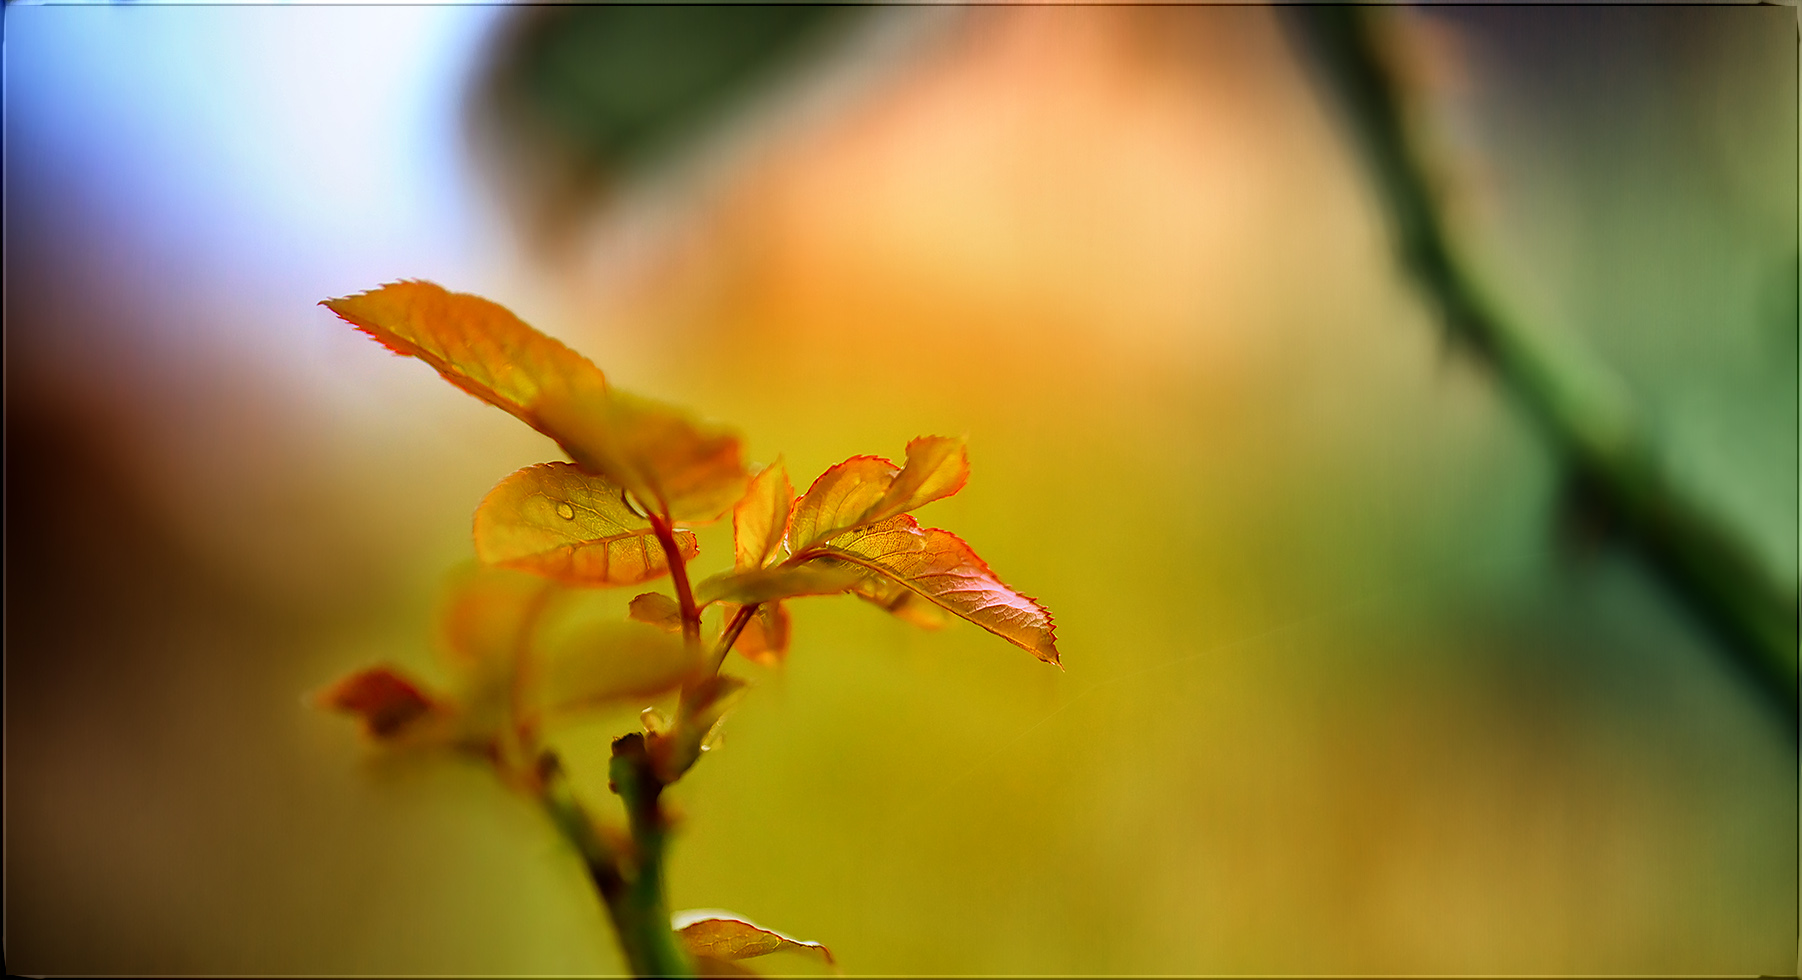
[532, 618, 705, 718]
[672, 909, 834, 966]
[323, 281, 608, 440]
[813, 516, 1060, 666]
[538, 387, 747, 523]
[628, 592, 683, 632]
[474, 463, 696, 586]
[650, 674, 749, 782]
[696, 562, 864, 606]
[734, 460, 793, 570]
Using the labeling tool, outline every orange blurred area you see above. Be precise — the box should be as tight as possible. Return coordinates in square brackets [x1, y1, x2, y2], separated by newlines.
[4, 4, 1794, 976]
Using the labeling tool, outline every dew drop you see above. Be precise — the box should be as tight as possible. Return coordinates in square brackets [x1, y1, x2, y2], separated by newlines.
[640, 707, 669, 735]
[701, 724, 726, 752]
[555, 501, 576, 521]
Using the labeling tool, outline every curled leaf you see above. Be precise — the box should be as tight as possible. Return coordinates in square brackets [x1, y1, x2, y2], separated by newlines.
[322, 281, 608, 439]
[475, 463, 696, 585]
[628, 592, 683, 632]
[539, 387, 747, 523]
[812, 516, 1060, 666]
[313, 666, 443, 740]
[734, 460, 793, 570]
[673, 909, 835, 966]
[864, 435, 969, 525]
[787, 438, 970, 553]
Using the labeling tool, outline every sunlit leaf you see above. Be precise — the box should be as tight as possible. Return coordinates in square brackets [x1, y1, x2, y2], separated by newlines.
[734, 460, 793, 570]
[628, 592, 683, 632]
[724, 601, 791, 666]
[864, 436, 968, 525]
[475, 463, 696, 585]
[323, 281, 608, 439]
[813, 516, 1060, 666]
[696, 562, 864, 606]
[532, 618, 705, 719]
[313, 666, 444, 740]
[787, 455, 897, 554]
[672, 909, 835, 966]
[851, 573, 950, 630]
[540, 387, 748, 523]
[787, 439, 970, 553]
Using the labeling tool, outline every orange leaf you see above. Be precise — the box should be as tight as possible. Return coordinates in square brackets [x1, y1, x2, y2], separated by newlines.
[474, 463, 696, 586]
[786, 455, 897, 554]
[864, 435, 969, 525]
[436, 564, 555, 671]
[628, 592, 683, 632]
[313, 666, 443, 739]
[725, 601, 792, 666]
[811, 516, 1060, 666]
[322, 281, 608, 441]
[673, 910, 834, 966]
[734, 460, 793, 570]
[538, 387, 747, 523]
[787, 438, 970, 553]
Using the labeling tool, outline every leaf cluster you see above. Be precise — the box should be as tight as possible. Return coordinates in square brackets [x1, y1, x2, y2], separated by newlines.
[313, 281, 1059, 973]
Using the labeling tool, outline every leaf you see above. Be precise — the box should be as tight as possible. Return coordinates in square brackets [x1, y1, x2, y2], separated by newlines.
[329, 282, 746, 524]
[436, 564, 556, 670]
[725, 601, 791, 666]
[433, 564, 555, 740]
[864, 436, 969, 525]
[787, 438, 970, 554]
[532, 618, 705, 718]
[734, 460, 793, 570]
[851, 574, 950, 630]
[539, 387, 748, 523]
[696, 562, 865, 607]
[812, 516, 1060, 666]
[322, 281, 608, 439]
[628, 592, 683, 632]
[650, 674, 749, 782]
[672, 909, 835, 966]
[313, 666, 444, 739]
[786, 455, 897, 554]
[475, 463, 697, 585]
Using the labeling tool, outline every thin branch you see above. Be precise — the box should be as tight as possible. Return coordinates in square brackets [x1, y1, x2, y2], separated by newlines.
[1283, 5, 1798, 723]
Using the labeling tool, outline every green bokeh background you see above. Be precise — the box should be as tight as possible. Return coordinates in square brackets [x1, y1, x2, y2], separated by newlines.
[5, 4, 1794, 975]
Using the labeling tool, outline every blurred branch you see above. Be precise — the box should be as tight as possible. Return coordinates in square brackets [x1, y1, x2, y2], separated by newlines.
[542, 745, 694, 978]
[1283, 6, 1798, 724]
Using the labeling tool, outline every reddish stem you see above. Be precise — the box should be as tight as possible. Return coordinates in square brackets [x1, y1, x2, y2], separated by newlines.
[648, 513, 700, 650]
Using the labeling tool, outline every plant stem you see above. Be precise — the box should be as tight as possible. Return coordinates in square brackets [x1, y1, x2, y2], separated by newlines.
[649, 513, 701, 651]
[711, 602, 760, 674]
[541, 749, 694, 978]
[1284, 6, 1798, 722]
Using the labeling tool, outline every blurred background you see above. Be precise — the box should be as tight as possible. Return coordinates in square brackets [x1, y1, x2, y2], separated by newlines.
[4, 3, 1794, 975]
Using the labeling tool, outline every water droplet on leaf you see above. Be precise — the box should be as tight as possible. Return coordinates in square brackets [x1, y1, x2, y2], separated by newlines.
[555, 501, 576, 520]
[640, 707, 669, 734]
